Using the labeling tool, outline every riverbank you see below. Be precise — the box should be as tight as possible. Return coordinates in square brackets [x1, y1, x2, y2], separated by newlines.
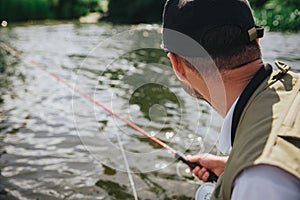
[1, 0, 299, 32]
[0, 0, 103, 22]
[0, 13, 106, 29]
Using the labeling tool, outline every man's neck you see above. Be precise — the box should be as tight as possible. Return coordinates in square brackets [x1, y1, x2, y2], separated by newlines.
[222, 59, 263, 116]
[207, 59, 263, 117]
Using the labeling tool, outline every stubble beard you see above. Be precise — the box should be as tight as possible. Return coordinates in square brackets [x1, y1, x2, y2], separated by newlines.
[180, 81, 208, 103]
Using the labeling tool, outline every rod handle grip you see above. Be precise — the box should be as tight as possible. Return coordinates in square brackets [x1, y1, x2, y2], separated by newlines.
[175, 153, 218, 182]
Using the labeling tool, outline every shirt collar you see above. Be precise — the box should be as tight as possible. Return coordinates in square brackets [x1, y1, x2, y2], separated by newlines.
[231, 64, 273, 145]
[218, 98, 239, 154]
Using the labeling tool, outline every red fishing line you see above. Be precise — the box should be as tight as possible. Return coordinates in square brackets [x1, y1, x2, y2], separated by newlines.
[0, 42, 218, 182]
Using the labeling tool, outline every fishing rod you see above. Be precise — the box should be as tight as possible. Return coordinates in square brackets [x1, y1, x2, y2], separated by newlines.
[0, 42, 218, 182]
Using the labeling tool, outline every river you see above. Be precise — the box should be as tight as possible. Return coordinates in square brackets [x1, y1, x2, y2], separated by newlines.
[0, 22, 299, 200]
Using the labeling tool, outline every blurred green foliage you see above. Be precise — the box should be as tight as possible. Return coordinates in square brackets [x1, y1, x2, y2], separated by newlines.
[0, 0, 52, 21]
[107, 0, 165, 24]
[106, 0, 299, 31]
[249, 0, 268, 8]
[0, 0, 102, 22]
[0, 0, 298, 32]
[253, 0, 300, 31]
[52, 0, 103, 19]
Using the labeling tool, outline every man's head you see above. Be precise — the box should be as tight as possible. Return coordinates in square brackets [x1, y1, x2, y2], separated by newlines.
[162, 0, 264, 101]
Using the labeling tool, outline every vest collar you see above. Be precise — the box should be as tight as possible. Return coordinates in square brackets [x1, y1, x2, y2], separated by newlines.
[231, 64, 273, 146]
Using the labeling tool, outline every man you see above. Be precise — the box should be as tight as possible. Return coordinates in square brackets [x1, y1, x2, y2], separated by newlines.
[162, 0, 300, 199]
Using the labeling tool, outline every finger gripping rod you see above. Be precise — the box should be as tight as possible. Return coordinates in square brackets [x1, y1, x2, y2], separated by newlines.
[175, 152, 218, 182]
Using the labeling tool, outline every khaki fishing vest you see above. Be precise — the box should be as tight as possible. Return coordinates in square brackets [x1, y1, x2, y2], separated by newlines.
[211, 62, 300, 200]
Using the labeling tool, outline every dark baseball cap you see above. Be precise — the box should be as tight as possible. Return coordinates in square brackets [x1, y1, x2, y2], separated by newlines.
[162, 0, 264, 57]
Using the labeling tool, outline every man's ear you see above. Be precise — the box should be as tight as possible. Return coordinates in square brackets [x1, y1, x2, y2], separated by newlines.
[167, 52, 186, 81]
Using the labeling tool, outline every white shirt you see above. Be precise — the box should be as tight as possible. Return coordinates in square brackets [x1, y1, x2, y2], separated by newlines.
[218, 100, 300, 200]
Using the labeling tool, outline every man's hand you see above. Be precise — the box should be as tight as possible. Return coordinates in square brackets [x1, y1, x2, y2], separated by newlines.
[188, 154, 228, 182]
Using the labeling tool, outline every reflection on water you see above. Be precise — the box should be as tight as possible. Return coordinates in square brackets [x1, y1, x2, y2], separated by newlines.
[0, 23, 299, 199]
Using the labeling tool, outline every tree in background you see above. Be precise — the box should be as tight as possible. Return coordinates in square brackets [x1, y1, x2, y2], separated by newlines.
[107, 0, 165, 24]
[0, 0, 52, 22]
[252, 0, 300, 31]
[249, 0, 300, 8]
[0, 0, 102, 22]
[52, 0, 102, 20]
[249, 0, 268, 8]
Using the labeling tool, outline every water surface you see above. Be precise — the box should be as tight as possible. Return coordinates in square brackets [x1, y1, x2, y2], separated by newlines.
[0, 23, 299, 199]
